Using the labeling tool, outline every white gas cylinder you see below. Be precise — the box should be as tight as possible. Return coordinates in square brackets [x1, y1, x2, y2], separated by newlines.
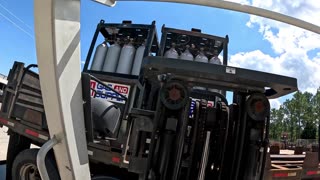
[209, 56, 222, 65]
[131, 42, 146, 75]
[116, 39, 136, 74]
[208, 55, 222, 94]
[91, 41, 108, 71]
[102, 40, 121, 73]
[193, 48, 208, 90]
[194, 48, 208, 63]
[179, 45, 194, 61]
[164, 43, 179, 59]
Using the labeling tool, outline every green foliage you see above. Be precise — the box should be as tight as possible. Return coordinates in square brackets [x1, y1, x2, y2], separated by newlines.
[269, 88, 320, 142]
[301, 122, 316, 139]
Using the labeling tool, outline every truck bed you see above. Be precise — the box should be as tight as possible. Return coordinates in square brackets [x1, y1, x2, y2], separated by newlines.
[0, 62, 132, 170]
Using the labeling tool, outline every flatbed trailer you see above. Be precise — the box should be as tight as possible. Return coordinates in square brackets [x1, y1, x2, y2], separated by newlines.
[264, 152, 320, 180]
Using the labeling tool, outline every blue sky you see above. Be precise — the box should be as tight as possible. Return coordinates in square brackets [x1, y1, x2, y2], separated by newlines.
[0, 0, 273, 75]
[1, 0, 320, 108]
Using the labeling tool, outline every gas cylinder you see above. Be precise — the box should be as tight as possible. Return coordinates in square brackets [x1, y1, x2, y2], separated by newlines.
[194, 48, 208, 63]
[208, 55, 222, 94]
[131, 41, 146, 75]
[193, 48, 208, 90]
[116, 38, 136, 74]
[91, 41, 108, 71]
[179, 45, 194, 61]
[91, 98, 121, 135]
[102, 39, 121, 73]
[164, 43, 179, 59]
[209, 55, 222, 65]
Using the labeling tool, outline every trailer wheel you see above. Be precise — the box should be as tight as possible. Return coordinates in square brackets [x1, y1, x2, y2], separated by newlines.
[6, 132, 31, 180]
[12, 148, 60, 180]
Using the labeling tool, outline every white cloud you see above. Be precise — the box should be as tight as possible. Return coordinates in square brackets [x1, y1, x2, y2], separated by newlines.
[229, 49, 320, 94]
[228, 0, 320, 94]
[269, 99, 281, 109]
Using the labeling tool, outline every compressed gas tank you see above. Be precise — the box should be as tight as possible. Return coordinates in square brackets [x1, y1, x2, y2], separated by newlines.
[208, 56, 222, 93]
[91, 41, 108, 71]
[116, 39, 136, 74]
[193, 48, 208, 90]
[131, 42, 146, 75]
[209, 56, 222, 65]
[164, 43, 179, 59]
[194, 48, 208, 63]
[179, 45, 194, 61]
[102, 40, 121, 73]
[91, 98, 121, 135]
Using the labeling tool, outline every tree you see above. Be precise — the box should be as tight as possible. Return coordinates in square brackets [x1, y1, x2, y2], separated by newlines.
[269, 107, 285, 140]
[282, 99, 297, 142]
[311, 88, 320, 139]
[301, 122, 316, 139]
[268, 88, 320, 142]
[270, 109, 279, 140]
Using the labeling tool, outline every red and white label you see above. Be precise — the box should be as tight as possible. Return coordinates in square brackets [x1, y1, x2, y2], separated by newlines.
[112, 156, 121, 163]
[0, 118, 14, 127]
[307, 170, 320, 175]
[25, 129, 48, 140]
[90, 80, 130, 104]
[273, 172, 296, 177]
[191, 98, 214, 107]
[207, 101, 214, 107]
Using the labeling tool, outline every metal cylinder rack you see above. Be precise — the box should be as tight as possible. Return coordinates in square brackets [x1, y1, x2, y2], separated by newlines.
[83, 20, 160, 77]
[159, 25, 229, 65]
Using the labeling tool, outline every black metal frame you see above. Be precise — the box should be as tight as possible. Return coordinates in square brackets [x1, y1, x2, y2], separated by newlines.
[159, 25, 229, 65]
[140, 55, 298, 180]
[260, 114, 270, 180]
[142, 56, 298, 99]
[190, 89, 228, 107]
[83, 20, 160, 74]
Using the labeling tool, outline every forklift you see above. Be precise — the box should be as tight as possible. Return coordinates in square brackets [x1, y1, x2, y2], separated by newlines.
[1, 0, 319, 179]
[0, 18, 298, 179]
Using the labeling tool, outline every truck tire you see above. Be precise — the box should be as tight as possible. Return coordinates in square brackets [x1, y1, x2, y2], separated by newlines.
[11, 148, 60, 180]
[6, 132, 31, 180]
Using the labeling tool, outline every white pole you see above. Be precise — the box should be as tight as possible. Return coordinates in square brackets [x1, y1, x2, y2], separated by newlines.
[34, 0, 91, 179]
